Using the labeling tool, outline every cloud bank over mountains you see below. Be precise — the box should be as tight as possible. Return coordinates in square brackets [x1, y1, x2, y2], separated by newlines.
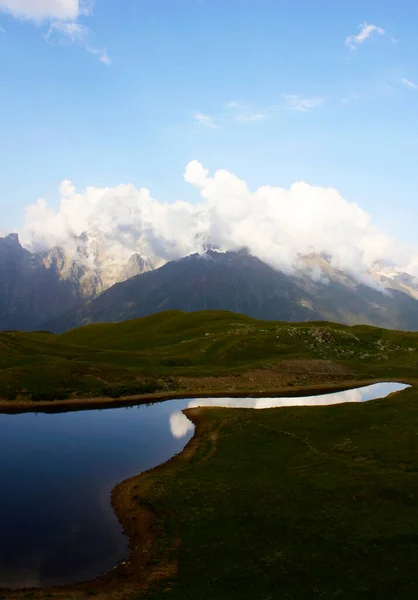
[17, 161, 416, 281]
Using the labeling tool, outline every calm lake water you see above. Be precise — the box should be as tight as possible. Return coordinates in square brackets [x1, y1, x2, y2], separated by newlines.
[0, 382, 409, 589]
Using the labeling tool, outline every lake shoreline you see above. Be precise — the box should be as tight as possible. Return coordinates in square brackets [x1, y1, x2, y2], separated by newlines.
[0, 379, 414, 598]
[0, 377, 403, 414]
[0, 402, 211, 599]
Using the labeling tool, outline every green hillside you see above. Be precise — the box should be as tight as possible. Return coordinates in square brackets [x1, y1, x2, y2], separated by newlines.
[1, 311, 418, 599]
[138, 388, 418, 600]
[1, 310, 418, 403]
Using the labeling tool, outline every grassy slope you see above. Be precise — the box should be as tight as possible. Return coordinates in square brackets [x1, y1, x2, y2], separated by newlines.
[1, 310, 418, 401]
[138, 385, 418, 600]
[1, 310, 418, 598]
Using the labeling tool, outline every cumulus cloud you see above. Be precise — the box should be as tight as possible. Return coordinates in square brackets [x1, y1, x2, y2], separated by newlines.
[169, 411, 194, 438]
[345, 23, 386, 50]
[1, 0, 109, 64]
[0, 0, 81, 22]
[18, 160, 418, 282]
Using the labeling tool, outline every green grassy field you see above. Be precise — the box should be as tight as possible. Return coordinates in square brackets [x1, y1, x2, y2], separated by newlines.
[1, 310, 418, 599]
[137, 385, 418, 600]
[1, 310, 418, 403]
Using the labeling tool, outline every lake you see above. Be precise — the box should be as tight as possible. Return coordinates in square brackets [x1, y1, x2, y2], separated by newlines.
[0, 382, 409, 589]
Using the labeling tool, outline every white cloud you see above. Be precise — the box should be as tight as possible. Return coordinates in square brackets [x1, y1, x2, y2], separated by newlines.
[169, 411, 194, 438]
[187, 390, 363, 410]
[45, 21, 111, 64]
[171, 392, 364, 437]
[401, 78, 418, 90]
[18, 161, 418, 283]
[0, 0, 81, 22]
[185, 384, 408, 411]
[194, 112, 217, 128]
[45, 19, 87, 43]
[87, 45, 111, 65]
[226, 100, 267, 122]
[345, 22, 386, 50]
[340, 94, 361, 105]
[1, 0, 109, 64]
[198, 97, 324, 125]
[282, 95, 324, 112]
[235, 113, 266, 122]
[169, 384, 408, 437]
[44, 19, 110, 64]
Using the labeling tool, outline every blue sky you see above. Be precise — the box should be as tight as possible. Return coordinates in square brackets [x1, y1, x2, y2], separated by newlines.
[1, 0, 417, 245]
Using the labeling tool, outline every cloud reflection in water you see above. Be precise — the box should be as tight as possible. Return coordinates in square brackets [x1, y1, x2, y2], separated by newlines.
[169, 382, 409, 438]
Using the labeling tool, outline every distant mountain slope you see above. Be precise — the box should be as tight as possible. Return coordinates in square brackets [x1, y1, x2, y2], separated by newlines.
[48, 250, 418, 333]
[0, 233, 153, 331]
[48, 251, 316, 331]
[370, 265, 418, 300]
[0, 234, 84, 331]
[4, 230, 418, 333]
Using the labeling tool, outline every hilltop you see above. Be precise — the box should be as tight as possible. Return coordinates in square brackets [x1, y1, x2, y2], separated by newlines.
[1, 310, 417, 406]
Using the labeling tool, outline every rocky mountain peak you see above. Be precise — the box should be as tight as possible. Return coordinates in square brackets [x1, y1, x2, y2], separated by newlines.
[3, 228, 418, 333]
[0, 230, 156, 331]
[3, 233, 20, 245]
[0, 233, 23, 252]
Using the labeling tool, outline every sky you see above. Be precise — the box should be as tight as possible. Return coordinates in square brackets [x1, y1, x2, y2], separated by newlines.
[1, 0, 418, 271]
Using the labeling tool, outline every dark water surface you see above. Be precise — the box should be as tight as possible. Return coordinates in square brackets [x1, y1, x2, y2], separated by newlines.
[0, 382, 409, 588]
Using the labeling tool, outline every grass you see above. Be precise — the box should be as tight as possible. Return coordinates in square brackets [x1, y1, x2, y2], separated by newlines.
[136, 384, 418, 600]
[1, 310, 418, 403]
[1, 310, 418, 598]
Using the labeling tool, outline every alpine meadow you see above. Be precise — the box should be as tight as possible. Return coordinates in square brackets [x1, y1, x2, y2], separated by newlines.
[1, 1, 418, 598]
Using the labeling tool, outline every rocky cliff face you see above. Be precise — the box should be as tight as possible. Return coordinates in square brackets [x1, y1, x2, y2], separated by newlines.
[0, 233, 153, 331]
[3, 232, 418, 333]
[368, 261, 418, 300]
[41, 231, 154, 298]
[47, 250, 418, 333]
[0, 234, 84, 331]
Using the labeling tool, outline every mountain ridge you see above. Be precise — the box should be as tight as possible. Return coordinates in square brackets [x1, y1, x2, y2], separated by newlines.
[0, 233, 152, 331]
[46, 249, 418, 333]
[3, 232, 418, 333]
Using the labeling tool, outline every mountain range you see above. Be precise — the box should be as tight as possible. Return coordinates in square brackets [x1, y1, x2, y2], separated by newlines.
[2, 232, 418, 333]
[0, 232, 151, 331]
